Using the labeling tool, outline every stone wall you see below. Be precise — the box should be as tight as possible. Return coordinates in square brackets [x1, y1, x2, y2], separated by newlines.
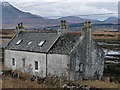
[86, 39, 104, 80]
[47, 54, 70, 79]
[70, 37, 104, 81]
[4, 50, 47, 78]
[70, 37, 87, 81]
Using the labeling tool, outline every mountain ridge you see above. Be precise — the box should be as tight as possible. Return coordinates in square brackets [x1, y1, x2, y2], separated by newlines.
[2, 2, 59, 29]
[104, 17, 118, 22]
[2, 2, 118, 29]
[57, 16, 100, 23]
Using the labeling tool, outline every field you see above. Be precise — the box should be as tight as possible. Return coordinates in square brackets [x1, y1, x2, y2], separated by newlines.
[92, 31, 120, 40]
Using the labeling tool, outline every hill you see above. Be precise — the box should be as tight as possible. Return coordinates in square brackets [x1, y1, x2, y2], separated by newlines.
[45, 23, 119, 32]
[57, 16, 100, 23]
[2, 2, 59, 29]
[2, 2, 118, 30]
[104, 17, 118, 22]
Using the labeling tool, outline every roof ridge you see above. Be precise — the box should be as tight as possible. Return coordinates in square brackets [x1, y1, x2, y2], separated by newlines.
[69, 35, 84, 55]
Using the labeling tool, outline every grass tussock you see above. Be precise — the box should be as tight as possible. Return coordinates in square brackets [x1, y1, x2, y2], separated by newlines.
[75, 78, 119, 88]
[2, 75, 120, 88]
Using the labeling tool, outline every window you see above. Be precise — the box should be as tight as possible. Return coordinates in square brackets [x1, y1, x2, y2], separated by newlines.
[79, 63, 83, 72]
[28, 42, 32, 45]
[22, 59, 25, 68]
[12, 58, 15, 66]
[16, 40, 23, 45]
[35, 61, 38, 70]
[38, 40, 46, 47]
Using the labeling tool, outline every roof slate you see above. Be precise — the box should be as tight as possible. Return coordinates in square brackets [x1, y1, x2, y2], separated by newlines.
[49, 34, 81, 54]
[6, 31, 59, 53]
[6, 31, 82, 54]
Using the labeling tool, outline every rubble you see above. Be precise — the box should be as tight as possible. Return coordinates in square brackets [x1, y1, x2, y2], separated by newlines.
[62, 82, 97, 89]
[37, 77, 45, 84]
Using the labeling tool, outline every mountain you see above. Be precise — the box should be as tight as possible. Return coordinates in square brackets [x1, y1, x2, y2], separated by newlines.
[104, 17, 118, 22]
[2, 2, 118, 30]
[2, 2, 59, 29]
[57, 16, 100, 23]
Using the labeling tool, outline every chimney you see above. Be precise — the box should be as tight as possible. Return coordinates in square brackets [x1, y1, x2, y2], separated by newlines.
[20, 22, 23, 27]
[18, 23, 20, 27]
[82, 21, 92, 36]
[15, 22, 24, 35]
[58, 20, 69, 36]
[61, 20, 64, 27]
[84, 21, 87, 27]
[63, 20, 66, 28]
[82, 21, 93, 71]
[88, 21, 91, 28]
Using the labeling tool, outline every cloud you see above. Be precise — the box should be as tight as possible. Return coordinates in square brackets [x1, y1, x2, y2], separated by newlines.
[2, 0, 118, 20]
[3, 0, 120, 2]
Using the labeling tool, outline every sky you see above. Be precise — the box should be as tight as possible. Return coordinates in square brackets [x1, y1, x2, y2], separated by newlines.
[2, 0, 119, 20]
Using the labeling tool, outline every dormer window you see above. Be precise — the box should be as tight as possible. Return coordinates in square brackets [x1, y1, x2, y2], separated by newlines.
[38, 40, 46, 47]
[16, 40, 23, 45]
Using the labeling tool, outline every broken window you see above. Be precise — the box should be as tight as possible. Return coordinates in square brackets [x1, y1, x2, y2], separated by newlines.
[12, 58, 15, 66]
[38, 40, 46, 47]
[16, 40, 23, 45]
[35, 61, 38, 70]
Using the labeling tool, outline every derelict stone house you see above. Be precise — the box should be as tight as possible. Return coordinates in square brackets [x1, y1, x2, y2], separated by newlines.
[4, 20, 104, 81]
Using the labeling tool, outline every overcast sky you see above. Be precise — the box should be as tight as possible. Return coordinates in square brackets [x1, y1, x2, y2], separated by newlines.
[2, 0, 119, 20]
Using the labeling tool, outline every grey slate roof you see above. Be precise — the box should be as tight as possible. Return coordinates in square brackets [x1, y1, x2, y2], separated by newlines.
[6, 31, 59, 53]
[49, 34, 81, 54]
[6, 31, 82, 54]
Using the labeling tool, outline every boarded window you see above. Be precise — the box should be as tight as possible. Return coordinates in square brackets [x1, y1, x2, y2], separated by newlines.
[23, 59, 25, 68]
[35, 61, 38, 70]
[12, 58, 15, 66]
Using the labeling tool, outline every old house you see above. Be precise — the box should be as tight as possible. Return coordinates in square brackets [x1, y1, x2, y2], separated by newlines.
[4, 20, 104, 81]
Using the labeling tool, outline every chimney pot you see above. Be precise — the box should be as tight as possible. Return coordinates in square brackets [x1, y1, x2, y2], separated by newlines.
[88, 21, 91, 27]
[61, 20, 64, 27]
[20, 22, 23, 27]
[18, 23, 20, 27]
[63, 20, 66, 27]
[84, 21, 87, 27]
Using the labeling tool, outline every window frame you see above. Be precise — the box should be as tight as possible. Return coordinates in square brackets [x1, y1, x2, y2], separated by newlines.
[16, 39, 23, 45]
[12, 58, 16, 67]
[22, 58, 25, 68]
[35, 61, 39, 71]
[38, 40, 46, 47]
[28, 41, 32, 45]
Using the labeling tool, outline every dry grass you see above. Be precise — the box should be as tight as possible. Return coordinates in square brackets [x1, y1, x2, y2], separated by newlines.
[1, 61, 120, 88]
[2, 76, 56, 88]
[0, 35, 14, 38]
[92, 31, 120, 40]
[2, 75, 120, 88]
[75, 78, 120, 88]
[92, 36, 119, 40]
